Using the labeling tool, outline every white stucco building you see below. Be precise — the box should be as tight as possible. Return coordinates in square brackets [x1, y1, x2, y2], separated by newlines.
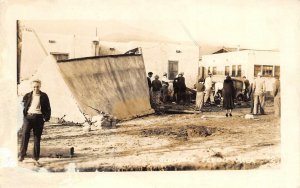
[20, 31, 199, 88]
[199, 49, 280, 92]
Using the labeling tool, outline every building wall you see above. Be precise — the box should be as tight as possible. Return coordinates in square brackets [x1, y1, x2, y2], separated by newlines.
[136, 42, 199, 87]
[201, 50, 280, 92]
[247, 50, 280, 91]
[20, 32, 199, 88]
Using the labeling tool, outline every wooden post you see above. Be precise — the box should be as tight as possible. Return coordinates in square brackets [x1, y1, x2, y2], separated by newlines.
[17, 20, 21, 85]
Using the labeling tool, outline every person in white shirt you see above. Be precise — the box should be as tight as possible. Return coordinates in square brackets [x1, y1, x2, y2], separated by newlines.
[19, 79, 51, 167]
[253, 72, 266, 115]
[161, 72, 169, 103]
[204, 72, 214, 104]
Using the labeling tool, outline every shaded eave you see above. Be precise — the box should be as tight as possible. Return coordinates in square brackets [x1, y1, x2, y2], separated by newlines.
[57, 54, 142, 63]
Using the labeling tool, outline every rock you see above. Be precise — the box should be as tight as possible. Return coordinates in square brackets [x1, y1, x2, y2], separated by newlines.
[245, 114, 254, 119]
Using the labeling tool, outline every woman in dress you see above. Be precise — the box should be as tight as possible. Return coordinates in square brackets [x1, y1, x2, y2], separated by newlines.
[222, 75, 235, 117]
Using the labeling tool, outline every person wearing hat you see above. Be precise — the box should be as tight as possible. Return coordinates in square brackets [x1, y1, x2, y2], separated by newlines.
[147, 72, 154, 107]
[204, 72, 214, 105]
[177, 72, 186, 104]
[253, 72, 266, 115]
[151, 75, 162, 108]
[161, 72, 169, 103]
[195, 78, 205, 112]
[147, 72, 153, 89]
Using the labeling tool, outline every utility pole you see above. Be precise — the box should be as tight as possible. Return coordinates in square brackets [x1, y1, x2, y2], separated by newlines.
[17, 20, 21, 85]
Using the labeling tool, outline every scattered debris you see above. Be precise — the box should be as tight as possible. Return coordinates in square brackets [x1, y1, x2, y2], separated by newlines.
[100, 113, 117, 129]
[82, 122, 91, 132]
[211, 152, 224, 159]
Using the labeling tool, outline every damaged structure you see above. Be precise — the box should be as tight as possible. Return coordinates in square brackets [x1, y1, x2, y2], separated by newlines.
[18, 54, 153, 122]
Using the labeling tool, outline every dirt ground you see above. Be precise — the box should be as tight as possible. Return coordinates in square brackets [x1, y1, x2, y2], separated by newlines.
[17, 100, 280, 172]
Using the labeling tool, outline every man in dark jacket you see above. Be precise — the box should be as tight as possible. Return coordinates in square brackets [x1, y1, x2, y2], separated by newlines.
[19, 79, 51, 167]
[147, 72, 153, 90]
[147, 72, 153, 107]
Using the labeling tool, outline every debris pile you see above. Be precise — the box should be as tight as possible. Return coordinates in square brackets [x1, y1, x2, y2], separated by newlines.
[92, 113, 117, 129]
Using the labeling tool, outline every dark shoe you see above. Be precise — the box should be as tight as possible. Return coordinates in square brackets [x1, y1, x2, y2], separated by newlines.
[229, 113, 232, 117]
[18, 156, 24, 162]
[226, 113, 228, 117]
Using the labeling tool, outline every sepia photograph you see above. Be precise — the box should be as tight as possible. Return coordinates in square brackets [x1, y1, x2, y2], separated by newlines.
[16, 19, 281, 171]
[1, 0, 300, 187]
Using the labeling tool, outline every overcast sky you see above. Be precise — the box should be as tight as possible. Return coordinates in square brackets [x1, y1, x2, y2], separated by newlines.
[8, 0, 300, 50]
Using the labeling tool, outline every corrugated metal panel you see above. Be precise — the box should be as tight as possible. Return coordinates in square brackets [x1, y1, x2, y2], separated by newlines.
[58, 55, 153, 120]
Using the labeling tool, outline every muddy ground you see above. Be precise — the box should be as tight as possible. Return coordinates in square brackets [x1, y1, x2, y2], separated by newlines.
[17, 100, 280, 172]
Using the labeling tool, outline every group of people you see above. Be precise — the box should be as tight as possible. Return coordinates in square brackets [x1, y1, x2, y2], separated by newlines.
[195, 73, 235, 116]
[195, 72, 280, 117]
[18, 72, 280, 165]
[147, 71, 187, 108]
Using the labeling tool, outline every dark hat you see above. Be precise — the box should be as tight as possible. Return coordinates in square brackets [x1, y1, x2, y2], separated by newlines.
[148, 72, 153, 75]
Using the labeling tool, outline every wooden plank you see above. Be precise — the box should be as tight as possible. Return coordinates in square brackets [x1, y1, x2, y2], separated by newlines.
[165, 109, 201, 114]
[25, 146, 75, 158]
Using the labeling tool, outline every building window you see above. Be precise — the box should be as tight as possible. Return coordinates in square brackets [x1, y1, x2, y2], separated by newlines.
[50, 52, 69, 61]
[225, 66, 230, 76]
[254, 65, 261, 77]
[275, 66, 280, 77]
[212, 67, 217, 75]
[168, 61, 178, 80]
[262, 65, 273, 77]
[232, 65, 236, 77]
[208, 67, 211, 75]
[237, 65, 242, 77]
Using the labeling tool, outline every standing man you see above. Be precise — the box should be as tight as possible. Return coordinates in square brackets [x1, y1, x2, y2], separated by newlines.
[195, 78, 205, 112]
[151, 75, 162, 108]
[273, 76, 280, 117]
[242, 76, 250, 101]
[161, 72, 169, 103]
[147, 72, 153, 90]
[204, 72, 214, 105]
[19, 79, 51, 167]
[147, 72, 154, 107]
[253, 72, 266, 115]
